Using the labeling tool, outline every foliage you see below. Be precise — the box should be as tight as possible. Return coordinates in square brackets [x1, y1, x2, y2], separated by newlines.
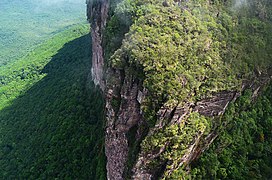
[0, 25, 88, 110]
[141, 112, 210, 179]
[0, 0, 86, 66]
[105, 0, 272, 178]
[104, 0, 136, 63]
[108, 0, 272, 107]
[0, 25, 106, 179]
[190, 86, 272, 179]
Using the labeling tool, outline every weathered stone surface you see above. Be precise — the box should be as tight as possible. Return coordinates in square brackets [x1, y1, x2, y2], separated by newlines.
[105, 69, 144, 179]
[87, 0, 109, 90]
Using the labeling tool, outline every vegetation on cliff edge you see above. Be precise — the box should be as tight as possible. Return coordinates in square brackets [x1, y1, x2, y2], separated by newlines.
[104, 0, 272, 178]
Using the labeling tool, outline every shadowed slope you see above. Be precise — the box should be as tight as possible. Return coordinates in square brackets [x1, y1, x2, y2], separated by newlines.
[0, 34, 106, 179]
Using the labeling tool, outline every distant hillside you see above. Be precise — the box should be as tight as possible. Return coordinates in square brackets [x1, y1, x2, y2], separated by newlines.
[0, 0, 86, 66]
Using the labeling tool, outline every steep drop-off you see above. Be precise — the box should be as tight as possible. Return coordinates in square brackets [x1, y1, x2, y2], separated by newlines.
[87, 0, 109, 90]
[87, 0, 272, 179]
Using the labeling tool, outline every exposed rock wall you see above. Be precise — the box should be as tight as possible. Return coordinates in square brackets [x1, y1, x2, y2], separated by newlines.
[105, 68, 145, 179]
[132, 91, 238, 179]
[87, 1, 145, 179]
[87, 0, 109, 90]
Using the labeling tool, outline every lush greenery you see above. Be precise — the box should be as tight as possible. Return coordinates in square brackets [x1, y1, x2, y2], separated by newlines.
[104, 0, 272, 178]
[1, 0, 271, 178]
[191, 85, 272, 179]
[142, 112, 211, 179]
[110, 0, 272, 108]
[0, 0, 86, 66]
[0, 25, 106, 179]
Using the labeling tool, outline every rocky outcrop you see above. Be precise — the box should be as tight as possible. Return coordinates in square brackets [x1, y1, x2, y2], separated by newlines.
[87, 0, 109, 90]
[103, 67, 271, 179]
[132, 91, 238, 179]
[88, 0, 146, 178]
[105, 69, 145, 179]
[87, 0, 148, 178]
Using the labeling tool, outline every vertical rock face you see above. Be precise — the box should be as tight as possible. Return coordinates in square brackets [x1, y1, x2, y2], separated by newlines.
[87, 1, 144, 179]
[105, 69, 145, 179]
[87, 0, 109, 90]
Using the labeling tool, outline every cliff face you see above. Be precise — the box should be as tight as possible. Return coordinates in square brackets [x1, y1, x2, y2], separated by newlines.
[87, 0, 109, 90]
[87, 0, 142, 179]
[87, 0, 272, 179]
[104, 70, 146, 179]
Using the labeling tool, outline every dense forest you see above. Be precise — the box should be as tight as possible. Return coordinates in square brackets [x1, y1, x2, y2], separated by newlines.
[0, 25, 105, 179]
[0, 0, 86, 66]
[100, 0, 272, 179]
[0, 0, 272, 179]
[191, 86, 272, 179]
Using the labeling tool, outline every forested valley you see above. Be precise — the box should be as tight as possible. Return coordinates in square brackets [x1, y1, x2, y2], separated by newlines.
[0, 25, 105, 179]
[0, 0, 105, 178]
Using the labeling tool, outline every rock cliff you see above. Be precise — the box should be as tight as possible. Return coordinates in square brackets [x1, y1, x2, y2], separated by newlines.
[87, 0, 109, 90]
[87, 0, 139, 179]
[87, 0, 272, 179]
